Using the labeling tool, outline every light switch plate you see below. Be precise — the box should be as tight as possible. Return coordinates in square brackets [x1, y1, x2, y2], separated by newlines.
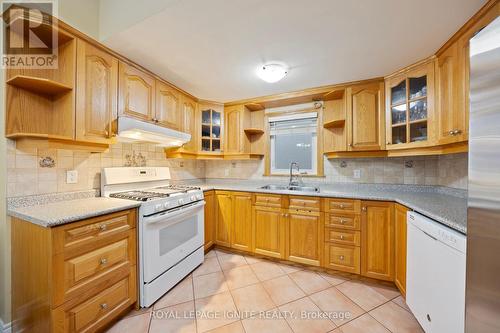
[353, 169, 361, 179]
[66, 170, 78, 184]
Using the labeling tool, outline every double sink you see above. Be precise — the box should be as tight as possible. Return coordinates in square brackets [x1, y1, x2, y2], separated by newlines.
[260, 184, 320, 193]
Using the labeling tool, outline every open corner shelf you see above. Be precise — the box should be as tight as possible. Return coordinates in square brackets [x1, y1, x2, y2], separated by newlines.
[323, 119, 345, 129]
[244, 128, 265, 135]
[7, 75, 72, 96]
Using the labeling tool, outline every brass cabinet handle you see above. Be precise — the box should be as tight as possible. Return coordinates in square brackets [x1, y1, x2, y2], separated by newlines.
[340, 219, 347, 224]
[339, 204, 345, 209]
[340, 235, 345, 240]
[362, 207, 367, 212]
[348, 143, 353, 147]
[100, 258, 108, 265]
[100, 303, 108, 310]
[339, 255, 345, 261]
[99, 224, 107, 231]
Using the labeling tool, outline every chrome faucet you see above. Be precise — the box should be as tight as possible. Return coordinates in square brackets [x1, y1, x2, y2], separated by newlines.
[289, 162, 304, 187]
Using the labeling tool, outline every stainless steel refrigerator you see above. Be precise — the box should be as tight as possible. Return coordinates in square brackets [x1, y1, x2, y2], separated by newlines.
[466, 15, 500, 333]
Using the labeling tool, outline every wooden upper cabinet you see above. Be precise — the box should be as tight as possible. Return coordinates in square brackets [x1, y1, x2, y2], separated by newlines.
[286, 210, 322, 267]
[361, 201, 395, 281]
[180, 95, 198, 152]
[347, 81, 385, 151]
[385, 59, 435, 149]
[394, 204, 409, 297]
[200, 103, 223, 153]
[231, 192, 252, 251]
[224, 105, 250, 154]
[76, 40, 118, 144]
[155, 80, 181, 130]
[118, 62, 155, 122]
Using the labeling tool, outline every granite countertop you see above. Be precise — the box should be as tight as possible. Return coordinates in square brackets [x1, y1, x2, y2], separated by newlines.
[8, 190, 141, 227]
[194, 180, 467, 234]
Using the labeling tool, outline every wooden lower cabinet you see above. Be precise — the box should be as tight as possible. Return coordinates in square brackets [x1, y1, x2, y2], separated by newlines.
[285, 210, 322, 266]
[395, 204, 409, 297]
[361, 201, 395, 281]
[252, 205, 286, 259]
[215, 191, 232, 247]
[204, 190, 215, 249]
[11, 209, 138, 333]
[324, 243, 361, 274]
[231, 192, 252, 251]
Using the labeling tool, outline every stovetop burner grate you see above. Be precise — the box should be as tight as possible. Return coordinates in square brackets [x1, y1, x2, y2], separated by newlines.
[110, 191, 170, 201]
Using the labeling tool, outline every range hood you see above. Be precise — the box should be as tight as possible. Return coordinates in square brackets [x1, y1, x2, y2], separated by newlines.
[116, 116, 191, 147]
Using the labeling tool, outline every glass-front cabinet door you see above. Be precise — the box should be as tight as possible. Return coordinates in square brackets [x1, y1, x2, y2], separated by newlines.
[200, 108, 222, 152]
[385, 60, 435, 149]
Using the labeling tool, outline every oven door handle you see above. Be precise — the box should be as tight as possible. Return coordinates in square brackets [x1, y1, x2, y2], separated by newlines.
[144, 200, 205, 225]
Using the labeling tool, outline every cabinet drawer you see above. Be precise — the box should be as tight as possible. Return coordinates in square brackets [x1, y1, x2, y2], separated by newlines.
[53, 271, 136, 332]
[254, 194, 282, 208]
[325, 228, 361, 246]
[325, 214, 360, 230]
[324, 244, 360, 274]
[324, 199, 361, 214]
[53, 231, 136, 306]
[289, 196, 320, 211]
[53, 209, 136, 253]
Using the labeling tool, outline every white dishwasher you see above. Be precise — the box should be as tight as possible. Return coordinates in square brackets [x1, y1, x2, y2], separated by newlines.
[406, 211, 466, 333]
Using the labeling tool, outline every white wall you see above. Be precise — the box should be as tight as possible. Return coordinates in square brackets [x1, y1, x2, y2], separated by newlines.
[58, 0, 100, 39]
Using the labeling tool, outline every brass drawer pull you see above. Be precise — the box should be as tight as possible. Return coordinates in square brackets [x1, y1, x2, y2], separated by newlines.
[339, 255, 345, 261]
[339, 204, 345, 209]
[340, 219, 347, 224]
[339, 235, 345, 240]
[99, 224, 107, 231]
[100, 258, 108, 265]
[100, 303, 108, 310]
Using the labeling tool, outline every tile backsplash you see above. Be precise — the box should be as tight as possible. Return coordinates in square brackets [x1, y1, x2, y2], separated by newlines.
[6, 138, 468, 197]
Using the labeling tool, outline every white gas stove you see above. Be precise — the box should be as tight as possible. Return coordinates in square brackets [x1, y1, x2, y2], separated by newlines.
[101, 167, 205, 307]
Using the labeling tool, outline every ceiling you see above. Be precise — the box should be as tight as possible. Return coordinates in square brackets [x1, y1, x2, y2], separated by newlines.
[101, 0, 487, 103]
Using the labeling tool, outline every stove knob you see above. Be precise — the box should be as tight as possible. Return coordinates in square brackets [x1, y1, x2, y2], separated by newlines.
[191, 195, 196, 201]
[196, 194, 203, 200]
[155, 204, 162, 212]
[178, 199, 184, 205]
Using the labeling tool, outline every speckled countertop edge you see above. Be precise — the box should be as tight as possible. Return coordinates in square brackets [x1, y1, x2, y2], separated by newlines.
[189, 179, 468, 234]
[7, 190, 141, 228]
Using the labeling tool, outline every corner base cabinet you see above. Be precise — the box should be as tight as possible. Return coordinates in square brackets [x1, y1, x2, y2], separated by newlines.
[11, 209, 138, 333]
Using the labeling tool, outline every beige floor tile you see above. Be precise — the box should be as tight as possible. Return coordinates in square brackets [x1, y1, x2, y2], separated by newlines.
[261, 275, 306, 306]
[369, 301, 424, 333]
[123, 306, 152, 318]
[154, 276, 194, 310]
[231, 283, 276, 318]
[214, 249, 232, 256]
[193, 271, 229, 299]
[193, 257, 222, 277]
[279, 297, 336, 333]
[251, 261, 286, 281]
[309, 287, 365, 326]
[278, 263, 303, 274]
[244, 255, 264, 265]
[332, 313, 390, 333]
[369, 283, 400, 300]
[217, 253, 248, 271]
[106, 312, 150, 333]
[149, 301, 196, 333]
[205, 250, 217, 258]
[318, 272, 349, 286]
[392, 295, 411, 312]
[223, 265, 260, 290]
[289, 270, 331, 295]
[242, 310, 293, 333]
[195, 291, 239, 332]
[205, 320, 245, 333]
[336, 280, 394, 311]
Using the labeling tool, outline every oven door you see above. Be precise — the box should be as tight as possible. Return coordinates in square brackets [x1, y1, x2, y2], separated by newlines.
[142, 200, 205, 283]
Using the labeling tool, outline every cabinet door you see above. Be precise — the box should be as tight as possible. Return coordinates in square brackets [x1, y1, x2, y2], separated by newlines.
[225, 106, 243, 153]
[231, 192, 252, 251]
[361, 201, 395, 281]
[155, 80, 181, 130]
[215, 192, 232, 247]
[75, 40, 118, 144]
[286, 211, 322, 266]
[394, 204, 408, 297]
[347, 82, 385, 151]
[252, 206, 285, 259]
[180, 95, 198, 152]
[204, 191, 215, 250]
[118, 62, 155, 122]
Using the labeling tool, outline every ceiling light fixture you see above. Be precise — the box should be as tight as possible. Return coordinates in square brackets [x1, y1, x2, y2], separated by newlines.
[257, 63, 288, 83]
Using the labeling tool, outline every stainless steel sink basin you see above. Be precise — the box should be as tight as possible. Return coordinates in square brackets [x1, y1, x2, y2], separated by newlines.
[260, 184, 320, 193]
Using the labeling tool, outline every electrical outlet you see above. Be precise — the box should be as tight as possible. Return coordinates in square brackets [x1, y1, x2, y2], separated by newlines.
[66, 170, 78, 184]
[353, 169, 362, 179]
